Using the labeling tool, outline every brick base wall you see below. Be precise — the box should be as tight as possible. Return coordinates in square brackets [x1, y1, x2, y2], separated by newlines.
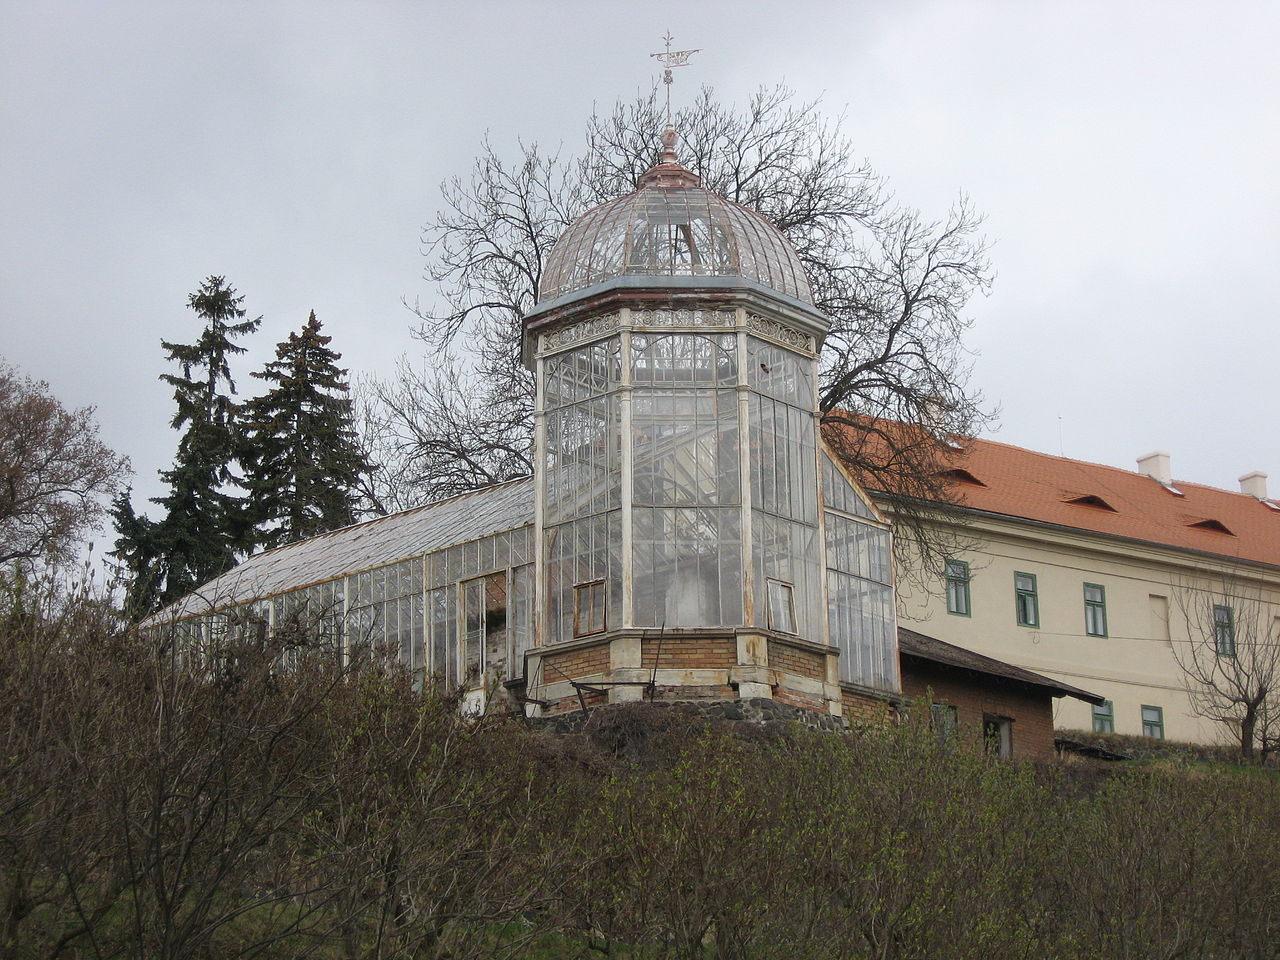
[842, 688, 894, 725]
[542, 643, 610, 681]
[767, 640, 826, 680]
[641, 636, 736, 670]
[532, 633, 848, 721]
[546, 689, 608, 715]
[900, 661, 1057, 761]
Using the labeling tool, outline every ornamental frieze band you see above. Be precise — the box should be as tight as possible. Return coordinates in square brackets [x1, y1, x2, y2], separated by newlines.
[540, 312, 620, 352]
[745, 313, 815, 354]
[630, 309, 734, 329]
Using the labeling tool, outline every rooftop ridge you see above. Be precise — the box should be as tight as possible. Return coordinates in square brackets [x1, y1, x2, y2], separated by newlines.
[969, 432, 1270, 503]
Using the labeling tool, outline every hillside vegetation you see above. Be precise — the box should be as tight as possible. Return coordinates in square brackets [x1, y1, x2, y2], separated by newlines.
[3, 585, 1278, 959]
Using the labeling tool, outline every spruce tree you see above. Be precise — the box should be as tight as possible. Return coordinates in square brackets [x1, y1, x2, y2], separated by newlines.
[113, 276, 260, 616]
[109, 490, 162, 621]
[243, 311, 371, 550]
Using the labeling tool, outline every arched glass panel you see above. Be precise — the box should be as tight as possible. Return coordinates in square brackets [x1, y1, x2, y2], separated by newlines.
[631, 333, 736, 386]
[543, 337, 621, 407]
[747, 337, 813, 408]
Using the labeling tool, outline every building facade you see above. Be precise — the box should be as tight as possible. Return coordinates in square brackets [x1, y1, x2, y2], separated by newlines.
[898, 627, 1103, 760]
[878, 439, 1280, 744]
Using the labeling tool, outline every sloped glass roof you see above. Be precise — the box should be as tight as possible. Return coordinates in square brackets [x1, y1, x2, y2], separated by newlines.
[149, 478, 535, 622]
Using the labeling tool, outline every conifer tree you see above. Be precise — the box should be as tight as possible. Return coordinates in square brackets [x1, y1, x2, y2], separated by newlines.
[113, 276, 260, 616]
[243, 311, 370, 550]
[109, 490, 162, 621]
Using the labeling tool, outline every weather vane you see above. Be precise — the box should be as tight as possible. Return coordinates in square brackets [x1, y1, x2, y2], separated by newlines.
[650, 32, 700, 124]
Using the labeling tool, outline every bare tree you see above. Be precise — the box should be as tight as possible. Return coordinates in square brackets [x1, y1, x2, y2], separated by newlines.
[369, 86, 991, 571]
[358, 355, 533, 512]
[1172, 571, 1280, 760]
[0, 360, 130, 568]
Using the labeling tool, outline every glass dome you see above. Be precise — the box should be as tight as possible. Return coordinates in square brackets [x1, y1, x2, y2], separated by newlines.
[538, 141, 813, 305]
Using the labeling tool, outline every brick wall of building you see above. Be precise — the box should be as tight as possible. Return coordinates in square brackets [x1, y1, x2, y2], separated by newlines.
[767, 640, 826, 680]
[900, 659, 1058, 761]
[546, 688, 608, 715]
[842, 688, 894, 725]
[640, 636, 736, 670]
[542, 643, 610, 682]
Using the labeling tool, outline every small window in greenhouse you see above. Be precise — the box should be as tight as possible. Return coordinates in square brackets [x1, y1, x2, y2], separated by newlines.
[462, 571, 508, 680]
[483, 572, 508, 672]
[767, 579, 796, 634]
[573, 579, 606, 637]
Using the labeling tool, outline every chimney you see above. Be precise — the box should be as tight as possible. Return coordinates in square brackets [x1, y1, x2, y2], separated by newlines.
[1137, 451, 1172, 485]
[1239, 471, 1269, 499]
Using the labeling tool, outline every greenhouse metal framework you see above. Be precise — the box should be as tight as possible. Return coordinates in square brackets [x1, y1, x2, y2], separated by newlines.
[151, 127, 901, 720]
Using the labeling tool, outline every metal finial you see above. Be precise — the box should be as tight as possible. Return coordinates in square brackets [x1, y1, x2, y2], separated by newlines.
[650, 31, 700, 126]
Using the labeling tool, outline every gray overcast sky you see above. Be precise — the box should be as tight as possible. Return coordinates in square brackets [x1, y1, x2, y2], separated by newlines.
[3, 0, 1278, 530]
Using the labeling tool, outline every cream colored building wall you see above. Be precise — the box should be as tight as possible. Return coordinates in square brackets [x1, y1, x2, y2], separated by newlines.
[891, 512, 1280, 745]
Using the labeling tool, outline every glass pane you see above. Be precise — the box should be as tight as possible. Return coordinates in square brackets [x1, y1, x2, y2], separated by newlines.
[767, 580, 796, 633]
[483, 571, 507, 676]
[428, 586, 449, 683]
[543, 337, 621, 407]
[632, 389, 739, 507]
[748, 394, 817, 523]
[632, 506, 743, 628]
[463, 578, 484, 677]
[747, 336, 813, 407]
[509, 563, 533, 680]
[545, 393, 620, 522]
[631, 333, 737, 386]
[545, 512, 620, 644]
[574, 580, 606, 636]
[821, 451, 876, 519]
[828, 571, 897, 689]
[751, 511, 820, 638]
[825, 513, 891, 585]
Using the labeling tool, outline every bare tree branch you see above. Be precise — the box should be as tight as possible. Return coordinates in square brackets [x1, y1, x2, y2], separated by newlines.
[367, 85, 993, 579]
[1172, 568, 1280, 760]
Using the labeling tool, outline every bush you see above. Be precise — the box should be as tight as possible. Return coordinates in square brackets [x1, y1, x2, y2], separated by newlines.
[2, 594, 1278, 958]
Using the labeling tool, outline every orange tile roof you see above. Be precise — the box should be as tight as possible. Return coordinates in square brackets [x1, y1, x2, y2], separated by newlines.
[848, 429, 1280, 569]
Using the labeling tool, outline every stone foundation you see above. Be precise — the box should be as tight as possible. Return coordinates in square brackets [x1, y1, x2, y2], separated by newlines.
[531, 696, 850, 737]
